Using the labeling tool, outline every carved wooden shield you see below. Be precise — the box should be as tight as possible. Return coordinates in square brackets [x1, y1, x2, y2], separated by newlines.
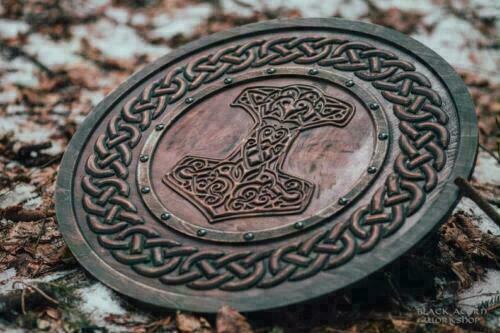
[56, 18, 477, 312]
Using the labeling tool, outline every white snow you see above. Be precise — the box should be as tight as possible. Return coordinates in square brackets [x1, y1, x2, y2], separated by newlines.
[413, 16, 498, 74]
[78, 283, 127, 316]
[0, 57, 40, 87]
[151, 4, 213, 39]
[336, 0, 369, 19]
[0, 269, 75, 294]
[0, 183, 38, 209]
[221, 0, 344, 18]
[473, 151, 500, 185]
[0, 89, 17, 104]
[77, 282, 149, 330]
[25, 34, 82, 67]
[455, 198, 500, 235]
[73, 18, 170, 60]
[130, 12, 148, 26]
[0, 19, 29, 38]
[459, 270, 500, 315]
[0, 117, 63, 154]
[0, 268, 17, 287]
[105, 7, 129, 24]
[372, 0, 435, 13]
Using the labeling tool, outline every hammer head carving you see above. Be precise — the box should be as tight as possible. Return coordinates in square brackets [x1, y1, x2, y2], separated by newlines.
[231, 85, 355, 130]
[164, 84, 356, 222]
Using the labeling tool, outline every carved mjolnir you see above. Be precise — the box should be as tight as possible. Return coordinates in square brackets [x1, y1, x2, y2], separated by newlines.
[163, 84, 355, 222]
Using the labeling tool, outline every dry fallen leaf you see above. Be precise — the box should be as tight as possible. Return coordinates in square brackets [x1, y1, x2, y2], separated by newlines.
[176, 311, 212, 333]
[45, 307, 60, 320]
[216, 305, 253, 333]
[451, 261, 472, 289]
[391, 318, 415, 332]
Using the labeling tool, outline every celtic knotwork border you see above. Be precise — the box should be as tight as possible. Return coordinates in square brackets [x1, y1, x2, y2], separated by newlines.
[81, 36, 450, 291]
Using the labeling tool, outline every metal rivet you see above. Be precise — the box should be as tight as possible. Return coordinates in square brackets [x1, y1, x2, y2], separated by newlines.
[308, 68, 318, 75]
[294, 222, 304, 229]
[266, 68, 276, 74]
[244, 232, 254, 241]
[141, 186, 150, 194]
[368, 166, 377, 174]
[378, 132, 389, 140]
[161, 213, 170, 220]
[345, 80, 355, 87]
[224, 77, 233, 84]
[197, 229, 207, 237]
[370, 103, 380, 110]
[155, 124, 165, 131]
[139, 155, 149, 162]
[338, 197, 348, 205]
[185, 97, 194, 104]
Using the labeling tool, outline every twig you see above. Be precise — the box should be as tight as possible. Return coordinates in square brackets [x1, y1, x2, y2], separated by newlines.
[0, 40, 54, 77]
[455, 177, 500, 226]
[13, 281, 59, 306]
[0, 282, 58, 316]
[232, 0, 254, 9]
[0, 205, 55, 222]
[486, 303, 500, 313]
[479, 143, 500, 164]
[15, 141, 59, 167]
[34, 218, 47, 250]
[21, 288, 26, 315]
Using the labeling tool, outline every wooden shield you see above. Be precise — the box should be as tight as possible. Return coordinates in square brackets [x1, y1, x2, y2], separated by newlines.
[56, 18, 477, 312]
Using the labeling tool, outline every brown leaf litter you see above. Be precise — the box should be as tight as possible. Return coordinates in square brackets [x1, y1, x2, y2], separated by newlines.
[177, 312, 212, 333]
[216, 305, 253, 333]
[0, 1, 498, 332]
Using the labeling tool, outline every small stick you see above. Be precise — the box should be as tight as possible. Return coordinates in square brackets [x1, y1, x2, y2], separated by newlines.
[0, 41, 55, 77]
[455, 177, 500, 226]
[479, 143, 500, 164]
[0, 282, 59, 316]
[13, 281, 59, 306]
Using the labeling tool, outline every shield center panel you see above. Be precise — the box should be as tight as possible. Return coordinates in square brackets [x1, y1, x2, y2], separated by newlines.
[138, 68, 389, 242]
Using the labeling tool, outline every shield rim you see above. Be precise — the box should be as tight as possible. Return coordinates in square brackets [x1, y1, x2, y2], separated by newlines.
[55, 17, 477, 313]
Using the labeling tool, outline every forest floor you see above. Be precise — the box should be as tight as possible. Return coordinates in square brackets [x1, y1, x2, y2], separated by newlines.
[0, 0, 499, 332]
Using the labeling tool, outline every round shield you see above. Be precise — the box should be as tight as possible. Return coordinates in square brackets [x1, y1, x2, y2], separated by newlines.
[56, 18, 477, 312]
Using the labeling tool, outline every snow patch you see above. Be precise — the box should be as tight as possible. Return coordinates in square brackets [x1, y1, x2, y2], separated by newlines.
[78, 283, 127, 316]
[25, 34, 82, 67]
[473, 152, 500, 185]
[336, 0, 369, 19]
[77, 282, 149, 330]
[412, 16, 497, 73]
[81, 89, 106, 108]
[0, 269, 74, 295]
[0, 57, 40, 87]
[130, 12, 147, 26]
[455, 198, 500, 235]
[221, 0, 343, 17]
[151, 4, 213, 39]
[105, 6, 129, 24]
[0, 268, 17, 286]
[73, 18, 169, 60]
[372, 0, 436, 13]
[0, 19, 29, 38]
[459, 270, 500, 314]
[23, 195, 43, 209]
[0, 89, 17, 104]
[0, 183, 38, 209]
[0, 116, 62, 154]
